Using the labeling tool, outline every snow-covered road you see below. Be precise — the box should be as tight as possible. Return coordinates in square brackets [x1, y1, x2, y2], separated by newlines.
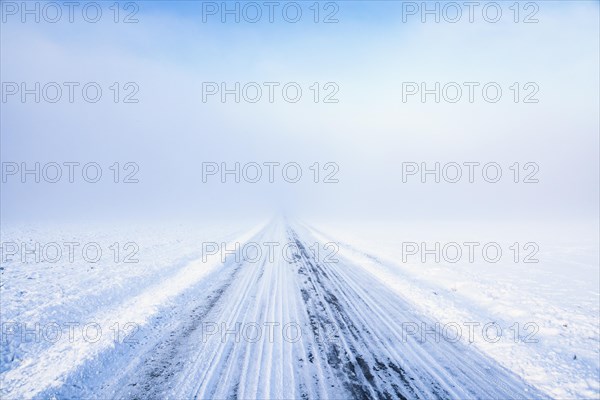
[0, 219, 553, 399]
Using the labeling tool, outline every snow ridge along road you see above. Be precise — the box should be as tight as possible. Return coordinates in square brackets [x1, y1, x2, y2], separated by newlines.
[3, 219, 548, 399]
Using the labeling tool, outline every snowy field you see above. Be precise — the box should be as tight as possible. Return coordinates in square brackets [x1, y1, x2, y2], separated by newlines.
[2, 0, 598, 399]
[308, 220, 600, 399]
[1, 219, 597, 399]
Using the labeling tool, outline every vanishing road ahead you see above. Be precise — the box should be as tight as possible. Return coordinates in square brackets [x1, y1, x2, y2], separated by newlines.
[7, 220, 547, 399]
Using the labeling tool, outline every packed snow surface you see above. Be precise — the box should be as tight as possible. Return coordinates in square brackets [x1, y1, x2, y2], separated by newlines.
[0, 219, 597, 399]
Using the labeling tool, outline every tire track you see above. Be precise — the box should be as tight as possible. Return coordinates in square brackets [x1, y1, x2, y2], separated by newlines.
[289, 224, 549, 400]
[40, 220, 549, 399]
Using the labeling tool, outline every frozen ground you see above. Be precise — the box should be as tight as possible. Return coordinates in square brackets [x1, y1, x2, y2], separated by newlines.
[0, 219, 597, 399]
[308, 219, 600, 399]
